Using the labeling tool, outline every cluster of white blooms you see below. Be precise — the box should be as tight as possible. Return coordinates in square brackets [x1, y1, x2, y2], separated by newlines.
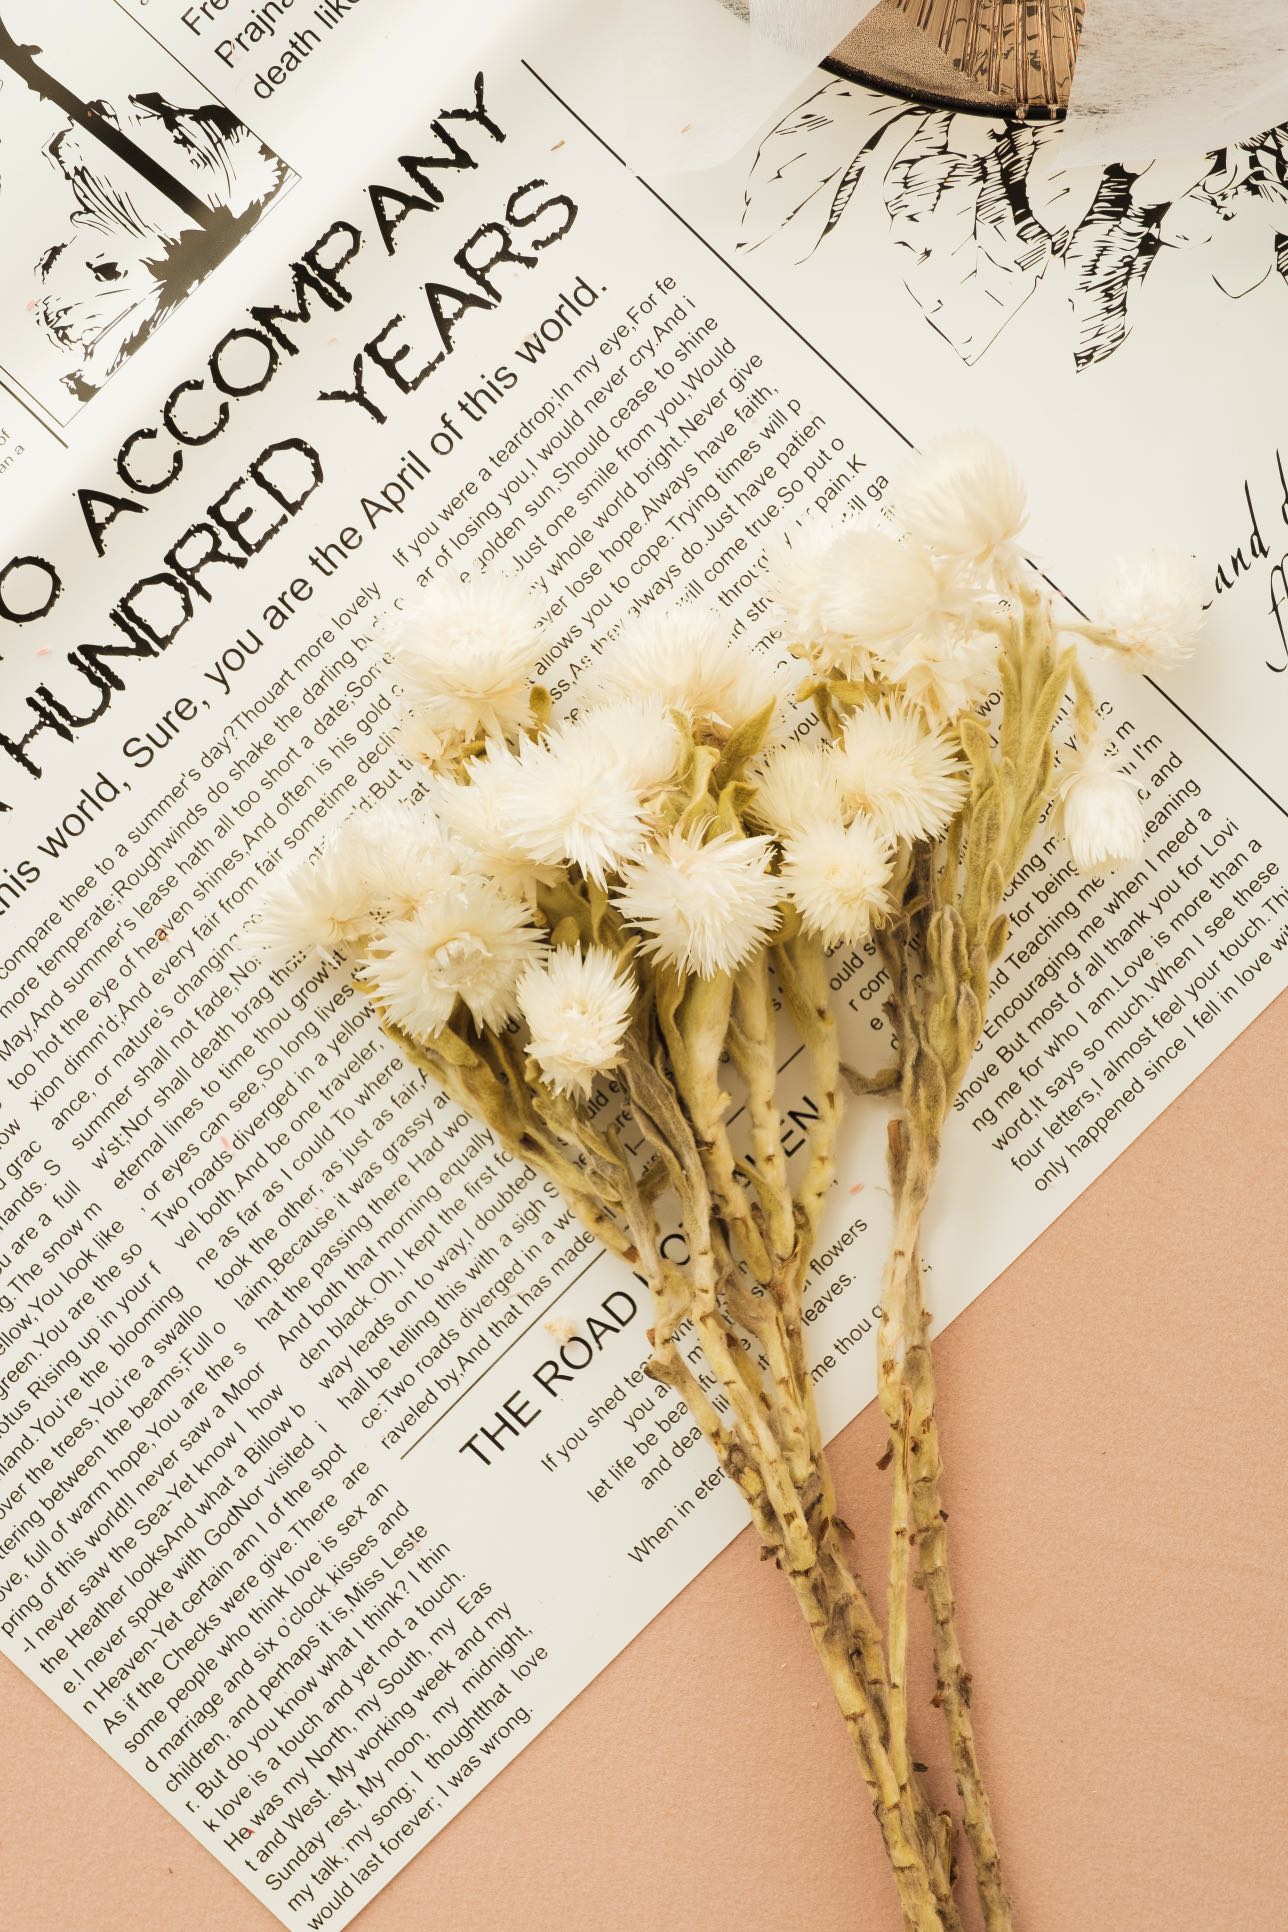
[764, 433, 1024, 715]
[248, 433, 1206, 1102]
[765, 430, 1207, 877]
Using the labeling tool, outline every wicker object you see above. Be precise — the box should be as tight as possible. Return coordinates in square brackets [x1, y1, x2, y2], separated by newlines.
[830, 0, 1084, 118]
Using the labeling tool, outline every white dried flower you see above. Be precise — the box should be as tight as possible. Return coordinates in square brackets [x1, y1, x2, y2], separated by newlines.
[518, 945, 634, 1098]
[433, 743, 554, 899]
[601, 611, 781, 733]
[837, 702, 969, 843]
[1097, 549, 1207, 671]
[877, 622, 1000, 725]
[764, 516, 873, 672]
[572, 696, 683, 797]
[389, 577, 543, 746]
[615, 827, 780, 977]
[778, 816, 893, 949]
[816, 530, 976, 658]
[326, 806, 461, 922]
[1059, 749, 1146, 875]
[507, 719, 654, 886]
[892, 433, 1027, 570]
[398, 706, 456, 771]
[248, 808, 457, 960]
[748, 738, 846, 840]
[248, 848, 375, 959]
[366, 882, 545, 1037]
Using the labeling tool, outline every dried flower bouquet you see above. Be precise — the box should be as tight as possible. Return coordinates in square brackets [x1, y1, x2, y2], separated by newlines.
[253, 435, 1204, 1930]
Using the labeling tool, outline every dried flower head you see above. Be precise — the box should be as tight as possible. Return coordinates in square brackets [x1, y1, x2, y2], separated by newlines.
[1059, 749, 1146, 875]
[433, 743, 553, 899]
[892, 433, 1027, 571]
[877, 621, 999, 725]
[572, 696, 684, 798]
[764, 516, 873, 672]
[816, 530, 974, 658]
[600, 611, 781, 734]
[389, 577, 543, 749]
[507, 719, 655, 886]
[517, 945, 635, 1098]
[747, 737, 846, 840]
[615, 827, 780, 977]
[778, 816, 893, 949]
[398, 706, 455, 771]
[248, 847, 376, 959]
[365, 883, 545, 1037]
[1096, 549, 1207, 671]
[248, 809, 457, 960]
[325, 806, 461, 922]
[837, 702, 969, 843]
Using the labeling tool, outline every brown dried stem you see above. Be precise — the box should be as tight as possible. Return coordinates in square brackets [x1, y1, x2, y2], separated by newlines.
[869, 585, 1072, 1930]
[617, 1009, 961, 1931]
[880, 1125, 1012, 1932]
[376, 856, 986, 1920]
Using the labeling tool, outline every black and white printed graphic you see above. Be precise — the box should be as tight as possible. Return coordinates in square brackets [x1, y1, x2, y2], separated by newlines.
[739, 77, 1288, 370]
[0, 0, 293, 423]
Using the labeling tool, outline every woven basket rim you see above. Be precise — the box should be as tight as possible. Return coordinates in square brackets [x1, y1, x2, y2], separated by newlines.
[821, 51, 1068, 123]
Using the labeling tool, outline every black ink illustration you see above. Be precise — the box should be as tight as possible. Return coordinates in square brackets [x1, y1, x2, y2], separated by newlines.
[739, 77, 1288, 369]
[0, 1, 292, 423]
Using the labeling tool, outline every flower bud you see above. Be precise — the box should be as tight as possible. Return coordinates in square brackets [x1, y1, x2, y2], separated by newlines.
[1060, 752, 1146, 874]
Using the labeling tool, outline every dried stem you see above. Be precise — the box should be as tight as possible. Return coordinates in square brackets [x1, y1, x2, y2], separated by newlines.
[887, 1380, 914, 1798]
[867, 587, 1072, 1929]
[617, 1012, 962, 1931]
[374, 854, 1000, 1926]
[881, 1128, 1012, 1932]
[728, 953, 796, 1263]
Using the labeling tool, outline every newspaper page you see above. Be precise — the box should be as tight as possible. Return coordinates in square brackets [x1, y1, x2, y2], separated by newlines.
[1, 6, 1286, 1928]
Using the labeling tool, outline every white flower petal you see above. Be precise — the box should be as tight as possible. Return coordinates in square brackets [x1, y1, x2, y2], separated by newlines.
[816, 530, 947, 648]
[366, 883, 546, 1037]
[764, 515, 871, 672]
[1097, 549, 1207, 671]
[892, 433, 1027, 568]
[615, 827, 780, 977]
[600, 610, 781, 733]
[771, 521, 989, 683]
[389, 576, 542, 745]
[877, 622, 1000, 725]
[518, 945, 634, 1097]
[1059, 750, 1146, 875]
[507, 725, 650, 886]
[247, 851, 370, 959]
[326, 806, 461, 921]
[247, 807, 458, 959]
[398, 706, 461, 772]
[572, 697, 684, 797]
[779, 816, 893, 949]
[837, 702, 968, 843]
[748, 738, 846, 840]
[433, 743, 553, 898]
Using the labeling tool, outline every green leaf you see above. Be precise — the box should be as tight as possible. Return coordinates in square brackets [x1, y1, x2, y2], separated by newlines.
[956, 713, 994, 783]
[712, 699, 777, 790]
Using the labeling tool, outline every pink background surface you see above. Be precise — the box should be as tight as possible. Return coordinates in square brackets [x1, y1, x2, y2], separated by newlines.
[4, 995, 1286, 1931]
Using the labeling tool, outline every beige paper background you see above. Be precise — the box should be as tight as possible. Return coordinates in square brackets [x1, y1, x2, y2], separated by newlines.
[4, 992, 1286, 1930]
